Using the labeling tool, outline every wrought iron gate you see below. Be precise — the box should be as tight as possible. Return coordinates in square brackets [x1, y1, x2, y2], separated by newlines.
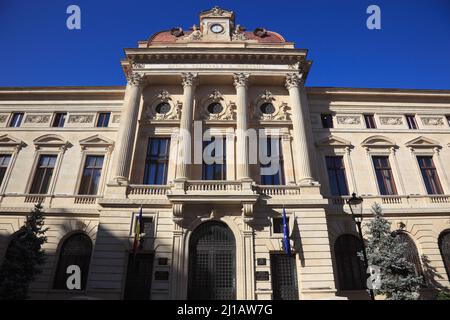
[188, 221, 236, 300]
[270, 254, 299, 300]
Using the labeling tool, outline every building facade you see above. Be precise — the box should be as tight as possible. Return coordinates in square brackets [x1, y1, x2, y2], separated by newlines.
[0, 7, 449, 300]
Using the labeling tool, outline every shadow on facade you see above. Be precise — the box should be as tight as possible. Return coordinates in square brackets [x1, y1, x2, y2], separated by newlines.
[420, 254, 446, 299]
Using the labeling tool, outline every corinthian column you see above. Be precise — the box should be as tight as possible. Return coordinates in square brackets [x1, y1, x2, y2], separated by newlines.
[233, 73, 250, 180]
[175, 72, 197, 180]
[285, 73, 314, 184]
[113, 72, 145, 183]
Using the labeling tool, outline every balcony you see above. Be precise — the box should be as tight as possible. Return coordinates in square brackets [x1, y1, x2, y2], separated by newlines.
[0, 193, 102, 209]
[118, 181, 326, 208]
[166, 180, 258, 205]
[327, 194, 450, 213]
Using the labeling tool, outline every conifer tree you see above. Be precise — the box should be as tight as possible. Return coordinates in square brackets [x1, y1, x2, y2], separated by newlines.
[0, 203, 48, 300]
[364, 203, 423, 300]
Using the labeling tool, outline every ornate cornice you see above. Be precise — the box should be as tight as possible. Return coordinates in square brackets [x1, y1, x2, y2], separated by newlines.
[233, 73, 250, 88]
[181, 72, 198, 87]
[285, 73, 304, 90]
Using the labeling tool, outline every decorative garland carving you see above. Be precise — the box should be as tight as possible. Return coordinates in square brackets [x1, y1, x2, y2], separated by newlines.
[252, 91, 290, 121]
[146, 90, 182, 121]
[68, 115, 94, 123]
[24, 115, 51, 124]
[379, 116, 403, 126]
[336, 116, 361, 125]
[421, 117, 444, 126]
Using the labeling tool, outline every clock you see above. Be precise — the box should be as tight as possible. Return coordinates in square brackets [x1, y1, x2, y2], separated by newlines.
[210, 24, 224, 34]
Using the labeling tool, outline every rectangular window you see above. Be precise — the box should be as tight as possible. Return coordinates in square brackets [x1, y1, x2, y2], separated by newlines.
[372, 156, 397, 195]
[417, 156, 443, 195]
[30, 155, 57, 194]
[52, 112, 67, 127]
[270, 254, 299, 300]
[325, 156, 349, 196]
[0, 154, 11, 187]
[260, 138, 284, 185]
[321, 114, 334, 128]
[96, 112, 110, 127]
[8, 113, 24, 128]
[364, 114, 376, 129]
[79, 155, 104, 195]
[143, 138, 170, 185]
[202, 137, 226, 180]
[406, 114, 418, 129]
[273, 217, 289, 234]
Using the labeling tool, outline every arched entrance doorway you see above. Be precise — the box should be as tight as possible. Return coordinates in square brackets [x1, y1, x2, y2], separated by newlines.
[188, 221, 236, 300]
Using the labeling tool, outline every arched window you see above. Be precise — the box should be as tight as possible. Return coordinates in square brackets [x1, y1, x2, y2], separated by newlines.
[396, 232, 423, 276]
[53, 233, 92, 290]
[334, 234, 366, 290]
[438, 230, 450, 281]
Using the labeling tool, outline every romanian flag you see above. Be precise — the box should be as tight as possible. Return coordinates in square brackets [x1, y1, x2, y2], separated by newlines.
[132, 206, 143, 255]
[282, 207, 291, 255]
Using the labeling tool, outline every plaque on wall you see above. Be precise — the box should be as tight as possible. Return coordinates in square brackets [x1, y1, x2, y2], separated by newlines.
[257, 258, 267, 266]
[255, 271, 270, 281]
[154, 271, 169, 281]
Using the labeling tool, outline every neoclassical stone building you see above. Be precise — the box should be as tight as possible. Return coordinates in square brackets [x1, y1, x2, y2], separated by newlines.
[0, 7, 449, 300]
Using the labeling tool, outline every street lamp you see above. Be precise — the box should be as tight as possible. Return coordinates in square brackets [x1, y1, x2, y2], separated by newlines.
[346, 192, 375, 300]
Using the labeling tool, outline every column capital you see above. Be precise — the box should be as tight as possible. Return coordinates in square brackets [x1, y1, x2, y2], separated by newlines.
[285, 72, 305, 90]
[233, 73, 250, 88]
[127, 72, 146, 86]
[181, 72, 198, 87]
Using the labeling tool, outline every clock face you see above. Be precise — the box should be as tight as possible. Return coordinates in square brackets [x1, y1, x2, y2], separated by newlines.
[210, 24, 224, 34]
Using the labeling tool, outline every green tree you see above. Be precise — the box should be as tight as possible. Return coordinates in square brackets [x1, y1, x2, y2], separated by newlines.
[364, 203, 423, 300]
[0, 203, 48, 300]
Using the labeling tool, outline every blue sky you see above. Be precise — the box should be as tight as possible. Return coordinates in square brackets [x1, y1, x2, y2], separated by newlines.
[0, 0, 449, 89]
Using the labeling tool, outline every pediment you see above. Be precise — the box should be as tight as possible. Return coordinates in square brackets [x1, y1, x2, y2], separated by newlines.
[361, 135, 396, 148]
[0, 134, 25, 148]
[405, 136, 440, 148]
[79, 135, 114, 148]
[33, 134, 67, 147]
[200, 6, 234, 18]
[316, 135, 352, 148]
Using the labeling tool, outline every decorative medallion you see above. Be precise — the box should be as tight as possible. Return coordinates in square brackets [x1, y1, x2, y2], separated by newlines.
[146, 90, 181, 121]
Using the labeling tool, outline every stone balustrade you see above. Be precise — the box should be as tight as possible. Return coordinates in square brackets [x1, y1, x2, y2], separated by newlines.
[327, 194, 450, 209]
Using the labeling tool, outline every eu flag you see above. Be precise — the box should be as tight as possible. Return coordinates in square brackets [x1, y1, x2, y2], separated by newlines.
[282, 207, 291, 255]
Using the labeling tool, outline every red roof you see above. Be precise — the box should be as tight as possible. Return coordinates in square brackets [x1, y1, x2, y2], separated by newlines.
[147, 30, 286, 45]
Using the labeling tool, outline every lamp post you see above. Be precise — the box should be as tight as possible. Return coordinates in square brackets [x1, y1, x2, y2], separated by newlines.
[346, 192, 375, 301]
